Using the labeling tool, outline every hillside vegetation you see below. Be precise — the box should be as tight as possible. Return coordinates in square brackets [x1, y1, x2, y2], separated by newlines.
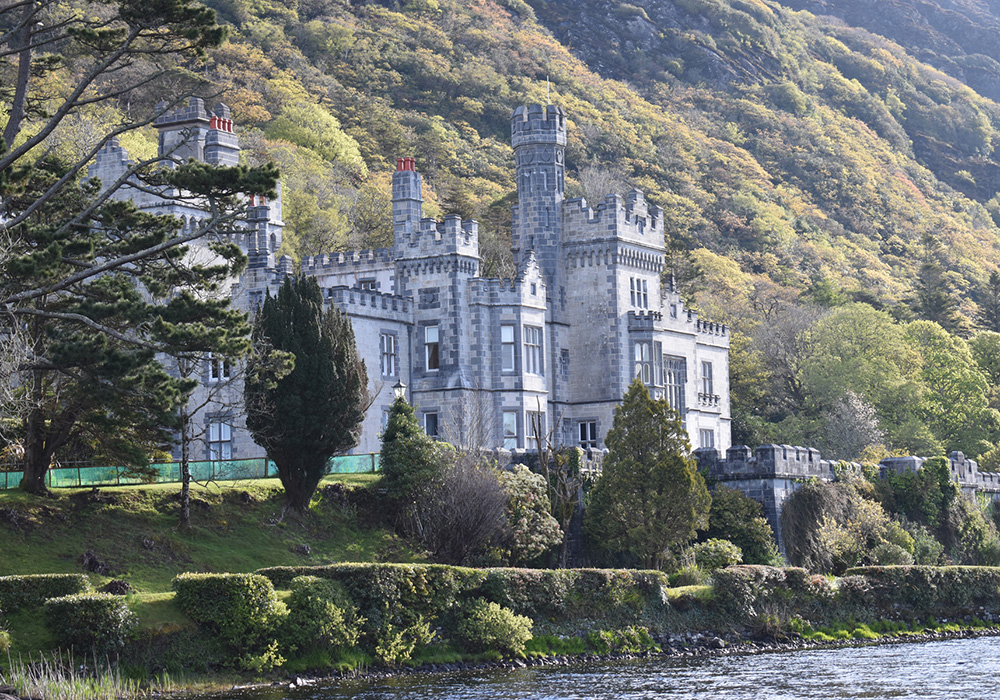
[17, 0, 1000, 455]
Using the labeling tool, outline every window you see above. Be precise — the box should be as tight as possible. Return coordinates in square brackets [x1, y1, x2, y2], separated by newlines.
[630, 278, 648, 308]
[503, 411, 518, 450]
[634, 341, 651, 384]
[424, 412, 439, 438]
[382, 409, 391, 431]
[579, 421, 598, 449]
[526, 411, 544, 444]
[380, 332, 397, 377]
[699, 429, 715, 449]
[501, 324, 515, 372]
[207, 353, 231, 382]
[358, 278, 377, 291]
[208, 420, 232, 460]
[523, 325, 542, 374]
[664, 356, 687, 415]
[701, 361, 714, 396]
[425, 324, 439, 371]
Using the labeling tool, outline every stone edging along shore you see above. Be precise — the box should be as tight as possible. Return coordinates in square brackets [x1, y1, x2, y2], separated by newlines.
[268, 625, 1000, 691]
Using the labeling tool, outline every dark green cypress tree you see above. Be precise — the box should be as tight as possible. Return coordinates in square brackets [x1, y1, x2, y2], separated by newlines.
[245, 275, 368, 511]
[379, 396, 442, 525]
[584, 378, 711, 569]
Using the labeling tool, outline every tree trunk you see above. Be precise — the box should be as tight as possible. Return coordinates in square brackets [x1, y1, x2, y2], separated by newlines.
[2, 5, 35, 150]
[21, 408, 51, 494]
[179, 410, 191, 528]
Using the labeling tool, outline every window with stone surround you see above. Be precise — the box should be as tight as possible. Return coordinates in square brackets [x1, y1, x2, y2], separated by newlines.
[700, 429, 715, 449]
[207, 352, 231, 382]
[701, 361, 714, 396]
[526, 410, 544, 444]
[664, 355, 687, 415]
[424, 412, 439, 438]
[358, 278, 377, 291]
[501, 324, 515, 372]
[523, 325, 542, 374]
[425, 324, 439, 371]
[634, 341, 651, 384]
[503, 411, 517, 450]
[380, 332, 397, 378]
[579, 420, 598, 449]
[208, 419, 232, 460]
[630, 277, 648, 308]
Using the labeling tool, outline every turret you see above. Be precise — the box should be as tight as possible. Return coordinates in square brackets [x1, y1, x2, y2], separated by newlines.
[155, 98, 239, 166]
[511, 104, 566, 293]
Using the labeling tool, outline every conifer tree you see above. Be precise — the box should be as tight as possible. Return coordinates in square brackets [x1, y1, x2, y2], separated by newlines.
[1, 1, 278, 491]
[584, 378, 711, 569]
[379, 395, 443, 525]
[244, 275, 368, 511]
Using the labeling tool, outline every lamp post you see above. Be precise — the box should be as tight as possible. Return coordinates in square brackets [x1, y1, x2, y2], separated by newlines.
[392, 378, 407, 402]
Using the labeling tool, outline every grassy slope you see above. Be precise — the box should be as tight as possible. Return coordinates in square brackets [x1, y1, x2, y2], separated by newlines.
[0, 475, 420, 657]
[0, 474, 417, 593]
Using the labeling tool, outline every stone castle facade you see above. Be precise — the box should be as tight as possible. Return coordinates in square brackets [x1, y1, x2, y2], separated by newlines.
[89, 100, 731, 461]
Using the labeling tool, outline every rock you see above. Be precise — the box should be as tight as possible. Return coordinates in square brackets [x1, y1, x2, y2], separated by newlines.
[290, 544, 311, 556]
[80, 549, 111, 575]
[101, 579, 132, 595]
[710, 637, 726, 649]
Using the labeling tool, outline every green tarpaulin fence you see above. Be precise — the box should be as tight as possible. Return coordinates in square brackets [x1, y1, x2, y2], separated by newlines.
[0, 453, 379, 490]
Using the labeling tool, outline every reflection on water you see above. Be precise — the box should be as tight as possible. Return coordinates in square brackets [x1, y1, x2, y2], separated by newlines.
[213, 636, 1000, 700]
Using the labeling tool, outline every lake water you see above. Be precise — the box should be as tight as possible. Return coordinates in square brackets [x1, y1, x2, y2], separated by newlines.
[218, 636, 1000, 700]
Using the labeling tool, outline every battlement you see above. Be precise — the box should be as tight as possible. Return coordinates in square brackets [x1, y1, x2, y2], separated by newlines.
[326, 286, 413, 323]
[511, 104, 567, 148]
[561, 190, 664, 248]
[396, 215, 480, 260]
[301, 249, 393, 273]
[627, 310, 663, 331]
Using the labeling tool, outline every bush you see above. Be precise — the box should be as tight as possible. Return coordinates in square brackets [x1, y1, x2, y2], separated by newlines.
[43, 593, 135, 657]
[453, 599, 532, 656]
[0, 629, 10, 654]
[280, 576, 362, 654]
[692, 539, 743, 571]
[0, 574, 91, 612]
[172, 573, 279, 650]
[704, 486, 781, 565]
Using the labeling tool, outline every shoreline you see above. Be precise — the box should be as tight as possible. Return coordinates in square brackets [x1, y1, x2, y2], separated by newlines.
[258, 625, 1000, 693]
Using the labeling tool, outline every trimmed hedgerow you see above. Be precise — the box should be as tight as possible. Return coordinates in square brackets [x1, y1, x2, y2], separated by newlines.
[0, 574, 91, 612]
[842, 565, 1000, 616]
[256, 564, 672, 625]
[43, 593, 135, 657]
[172, 573, 279, 649]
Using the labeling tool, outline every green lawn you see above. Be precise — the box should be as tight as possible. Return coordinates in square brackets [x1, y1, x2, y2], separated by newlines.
[0, 474, 420, 594]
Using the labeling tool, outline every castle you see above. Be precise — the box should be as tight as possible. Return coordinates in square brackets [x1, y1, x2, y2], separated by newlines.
[89, 100, 731, 462]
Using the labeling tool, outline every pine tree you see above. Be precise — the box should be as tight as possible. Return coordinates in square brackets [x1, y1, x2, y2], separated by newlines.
[379, 396, 443, 524]
[244, 275, 368, 511]
[1, 1, 277, 492]
[584, 378, 711, 568]
[977, 271, 1000, 332]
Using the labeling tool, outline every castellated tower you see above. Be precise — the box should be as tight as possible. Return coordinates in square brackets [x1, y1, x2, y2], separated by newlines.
[154, 98, 240, 167]
[511, 104, 567, 307]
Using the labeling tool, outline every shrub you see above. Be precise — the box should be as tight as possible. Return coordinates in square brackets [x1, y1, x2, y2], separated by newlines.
[43, 593, 135, 657]
[872, 542, 914, 566]
[374, 614, 435, 664]
[0, 574, 91, 612]
[670, 564, 709, 587]
[453, 599, 532, 656]
[712, 565, 789, 619]
[704, 486, 781, 565]
[172, 573, 279, 650]
[0, 629, 10, 654]
[280, 576, 362, 654]
[692, 539, 743, 571]
[584, 626, 656, 654]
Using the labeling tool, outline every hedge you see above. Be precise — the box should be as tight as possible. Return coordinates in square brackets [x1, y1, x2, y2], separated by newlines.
[256, 564, 673, 625]
[44, 593, 135, 657]
[172, 573, 279, 649]
[0, 574, 91, 612]
[842, 566, 1000, 616]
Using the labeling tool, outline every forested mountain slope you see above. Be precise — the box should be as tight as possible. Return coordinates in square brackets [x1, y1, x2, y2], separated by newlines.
[15, 0, 1000, 457]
